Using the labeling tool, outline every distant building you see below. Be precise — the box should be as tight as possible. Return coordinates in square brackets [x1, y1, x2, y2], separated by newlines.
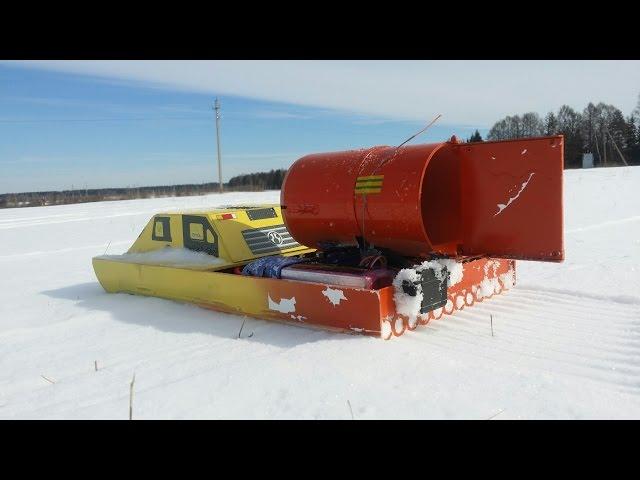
[582, 153, 594, 169]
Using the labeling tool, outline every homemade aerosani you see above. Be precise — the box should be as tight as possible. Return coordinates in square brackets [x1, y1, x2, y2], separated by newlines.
[93, 135, 564, 339]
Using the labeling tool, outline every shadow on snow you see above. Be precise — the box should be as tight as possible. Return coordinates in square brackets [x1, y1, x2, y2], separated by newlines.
[42, 281, 355, 349]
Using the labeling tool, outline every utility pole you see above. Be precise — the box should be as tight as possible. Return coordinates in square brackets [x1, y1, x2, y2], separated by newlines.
[606, 127, 629, 166]
[214, 98, 223, 193]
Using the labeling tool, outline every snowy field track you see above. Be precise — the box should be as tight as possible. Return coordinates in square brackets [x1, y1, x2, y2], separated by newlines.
[1, 169, 640, 419]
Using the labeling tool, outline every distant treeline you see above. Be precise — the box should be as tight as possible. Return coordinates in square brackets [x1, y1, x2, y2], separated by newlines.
[4, 93, 640, 209]
[0, 169, 288, 209]
[480, 94, 640, 169]
[227, 169, 287, 190]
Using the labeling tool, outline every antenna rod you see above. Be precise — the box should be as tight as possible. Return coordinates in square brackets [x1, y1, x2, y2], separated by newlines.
[370, 114, 443, 176]
[214, 98, 223, 193]
[396, 114, 442, 149]
[360, 113, 443, 254]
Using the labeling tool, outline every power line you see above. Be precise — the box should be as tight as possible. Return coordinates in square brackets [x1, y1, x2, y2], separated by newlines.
[0, 115, 212, 124]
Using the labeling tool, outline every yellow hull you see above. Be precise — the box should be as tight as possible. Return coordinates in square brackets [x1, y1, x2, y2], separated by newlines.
[93, 256, 515, 339]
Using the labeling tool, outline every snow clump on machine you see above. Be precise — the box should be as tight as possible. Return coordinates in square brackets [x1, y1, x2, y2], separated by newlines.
[392, 258, 463, 323]
[97, 248, 226, 268]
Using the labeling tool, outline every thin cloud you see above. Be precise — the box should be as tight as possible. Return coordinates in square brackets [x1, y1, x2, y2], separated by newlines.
[5, 60, 640, 126]
[249, 110, 312, 120]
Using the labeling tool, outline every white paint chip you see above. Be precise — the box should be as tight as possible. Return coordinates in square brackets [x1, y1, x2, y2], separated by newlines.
[322, 287, 347, 306]
[521, 149, 527, 155]
[268, 294, 296, 314]
[495, 172, 535, 216]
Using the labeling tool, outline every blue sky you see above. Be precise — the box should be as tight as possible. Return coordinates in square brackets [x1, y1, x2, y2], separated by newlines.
[2, 61, 639, 193]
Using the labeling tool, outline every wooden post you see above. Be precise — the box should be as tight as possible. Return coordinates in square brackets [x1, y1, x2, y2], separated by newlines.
[607, 129, 629, 166]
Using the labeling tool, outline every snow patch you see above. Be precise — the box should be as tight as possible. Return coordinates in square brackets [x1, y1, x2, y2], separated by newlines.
[445, 298, 453, 313]
[394, 317, 404, 334]
[417, 258, 463, 287]
[268, 295, 296, 314]
[322, 287, 347, 306]
[392, 268, 423, 323]
[3, 173, 640, 419]
[499, 268, 515, 289]
[381, 320, 392, 339]
[477, 277, 500, 299]
[97, 247, 226, 267]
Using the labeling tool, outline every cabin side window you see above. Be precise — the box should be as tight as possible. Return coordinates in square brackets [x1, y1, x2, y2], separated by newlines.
[152, 217, 172, 242]
[182, 215, 218, 256]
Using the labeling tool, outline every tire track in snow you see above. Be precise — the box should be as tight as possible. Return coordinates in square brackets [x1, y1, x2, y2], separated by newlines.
[516, 285, 640, 308]
[0, 210, 170, 230]
[448, 308, 640, 372]
[412, 323, 640, 391]
[566, 215, 640, 234]
[0, 241, 132, 262]
[408, 289, 640, 392]
[454, 305, 640, 359]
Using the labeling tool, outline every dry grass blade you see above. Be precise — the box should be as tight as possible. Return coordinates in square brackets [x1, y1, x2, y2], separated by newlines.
[129, 373, 136, 420]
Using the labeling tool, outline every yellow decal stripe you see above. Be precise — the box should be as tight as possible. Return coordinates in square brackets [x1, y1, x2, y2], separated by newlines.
[355, 175, 383, 194]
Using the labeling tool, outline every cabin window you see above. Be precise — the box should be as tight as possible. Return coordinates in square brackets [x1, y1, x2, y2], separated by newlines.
[151, 217, 172, 242]
[182, 215, 218, 257]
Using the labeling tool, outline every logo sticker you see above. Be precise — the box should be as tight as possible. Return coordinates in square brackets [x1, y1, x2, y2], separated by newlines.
[268, 230, 284, 246]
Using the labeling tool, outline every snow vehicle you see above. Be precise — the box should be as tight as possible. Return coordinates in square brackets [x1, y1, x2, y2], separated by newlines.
[93, 135, 564, 339]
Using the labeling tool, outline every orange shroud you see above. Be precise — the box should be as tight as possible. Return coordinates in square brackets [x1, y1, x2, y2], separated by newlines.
[192, 257, 515, 339]
[281, 135, 564, 262]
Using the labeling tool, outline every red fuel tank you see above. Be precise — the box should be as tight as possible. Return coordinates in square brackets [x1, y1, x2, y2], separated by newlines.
[281, 136, 564, 262]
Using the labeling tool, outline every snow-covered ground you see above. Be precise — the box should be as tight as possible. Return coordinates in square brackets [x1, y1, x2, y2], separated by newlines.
[1, 168, 639, 419]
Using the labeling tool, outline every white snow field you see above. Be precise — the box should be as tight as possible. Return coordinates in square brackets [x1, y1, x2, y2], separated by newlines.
[1, 168, 639, 419]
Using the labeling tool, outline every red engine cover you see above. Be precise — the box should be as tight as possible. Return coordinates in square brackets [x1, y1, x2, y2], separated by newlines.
[281, 136, 564, 262]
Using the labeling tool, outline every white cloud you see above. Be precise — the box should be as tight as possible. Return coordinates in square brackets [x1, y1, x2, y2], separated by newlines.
[5, 60, 640, 127]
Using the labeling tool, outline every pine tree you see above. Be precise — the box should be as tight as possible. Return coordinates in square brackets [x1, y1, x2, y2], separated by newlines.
[556, 105, 583, 168]
[623, 115, 637, 150]
[544, 112, 558, 135]
[468, 130, 483, 142]
[623, 115, 639, 165]
[581, 103, 599, 154]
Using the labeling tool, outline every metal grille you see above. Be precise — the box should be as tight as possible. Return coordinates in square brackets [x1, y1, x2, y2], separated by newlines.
[242, 224, 300, 255]
[420, 268, 448, 313]
[246, 207, 277, 221]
